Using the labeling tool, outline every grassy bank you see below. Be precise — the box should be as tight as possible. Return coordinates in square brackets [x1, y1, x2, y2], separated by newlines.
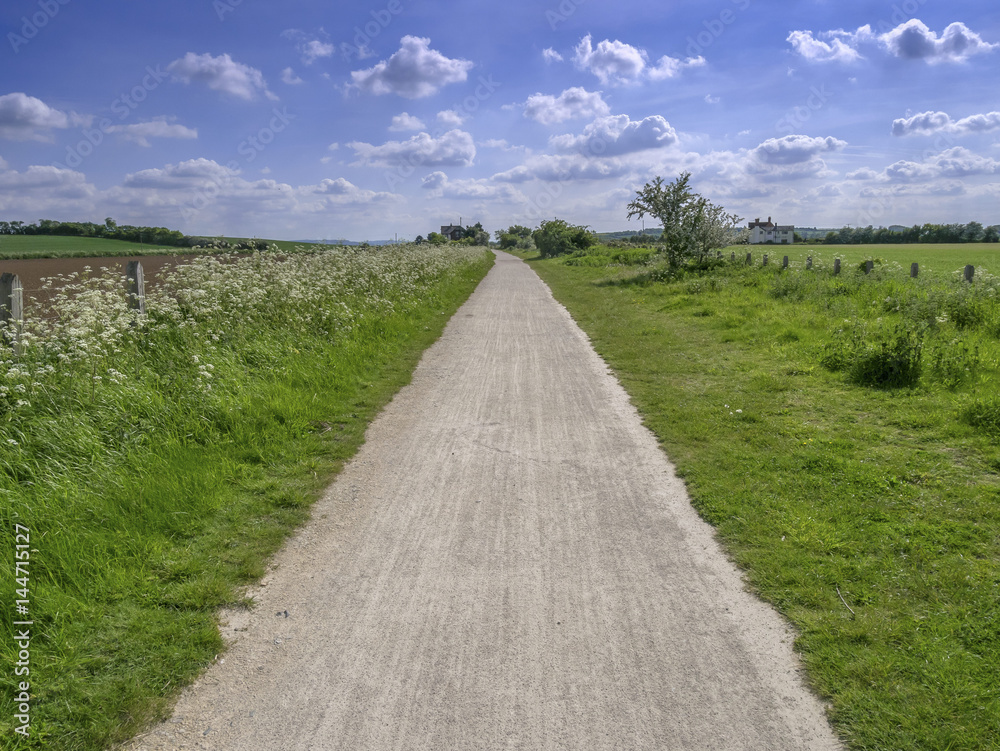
[0, 245, 493, 750]
[0, 236, 181, 259]
[520, 250, 1000, 750]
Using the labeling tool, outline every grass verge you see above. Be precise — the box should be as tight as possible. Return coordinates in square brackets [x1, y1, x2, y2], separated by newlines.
[519, 250, 1000, 751]
[0, 246, 493, 750]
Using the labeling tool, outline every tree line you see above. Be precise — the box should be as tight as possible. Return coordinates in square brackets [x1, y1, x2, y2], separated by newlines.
[823, 222, 999, 245]
[0, 218, 274, 249]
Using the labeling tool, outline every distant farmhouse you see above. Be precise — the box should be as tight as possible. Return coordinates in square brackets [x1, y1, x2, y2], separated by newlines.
[440, 224, 465, 242]
[748, 217, 794, 244]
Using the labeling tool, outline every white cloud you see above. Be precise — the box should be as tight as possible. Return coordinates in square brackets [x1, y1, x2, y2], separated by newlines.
[0, 164, 94, 197]
[786, 27, 870, 63]
[880, 20, 997, 63]
[282, 67, 304, 85]
[550, 114, 678, 157]
[167, 53, 276, 101]
[106, 118, 198, 147]
[348, 129, 476, 168]
[492, 154, 629, 183]
[648, 54, 706, 80]
[437, 109, 466, 126]
[522, 87, 610, 125]
[874, 147, 1000, 183]
[304, 177, 394, 204]
[389, 112, 426, 131]
[420, 171, 523, 200]
[573, 34, 648, 85]
[350, 36, 473, 99]
[705, 94, 720, 104]
[281, 30, 336, 65]
[543, 48, 564, 63]
[123, 158, 239, 190]
[892, 110, 1000, 136]
[751, 135, 847, 165]
[788, 20, 997, 65]
[0, 93, 71, 141]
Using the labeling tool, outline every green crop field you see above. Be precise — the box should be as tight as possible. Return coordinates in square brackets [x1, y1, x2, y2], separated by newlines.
[728, 243, 1000, 275]
[0, 235, 180, 259]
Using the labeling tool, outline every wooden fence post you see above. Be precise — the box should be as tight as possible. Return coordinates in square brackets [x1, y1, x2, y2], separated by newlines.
[964, 265, 975, 283]
[782, 255, 789, 269]
[126, 261, 146, 314]
[865, 260, 874, 274]
[911, 262, 919, 278]
[745, 252, 751, 265]
[806, 256, 813, 270]
[762, 253, 768, 267]
[834, 258, 841, 275]
[731, 252, 736, 262]
[0, 273, 23, 353]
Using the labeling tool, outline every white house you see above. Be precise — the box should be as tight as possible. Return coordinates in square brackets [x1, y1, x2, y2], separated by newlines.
[748, 217, 794, 244]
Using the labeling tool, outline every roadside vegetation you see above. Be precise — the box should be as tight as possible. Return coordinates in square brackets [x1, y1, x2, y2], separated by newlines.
[0, 244, 493, 750]
[520, 245, 1000, 750]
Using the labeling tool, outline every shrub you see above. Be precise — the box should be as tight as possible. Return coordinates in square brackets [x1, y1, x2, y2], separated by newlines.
[961, 397, 1000, 435]
[822, 321, 924, 388]
[925, 336, 980, 389]
[532, 219, 597, 258]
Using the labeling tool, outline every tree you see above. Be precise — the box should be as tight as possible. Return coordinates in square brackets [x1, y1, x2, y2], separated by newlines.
[426, 231, 447, 244]
[531, 219, 596, 258]
[626, 172, 743, 265]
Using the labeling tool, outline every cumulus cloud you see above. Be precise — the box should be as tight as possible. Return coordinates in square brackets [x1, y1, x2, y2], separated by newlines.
[303, 177, 394, 204]
[522, 87, 610, 125]
[0, 93, 72, 141]
[892, 110, 1000, 136]
[875, 147, 1000, 183]
[420, 171, 522, 200]
[751, 135, 847, 165]
[648, 54, 706, 80]
[0, 164, 94, 197]
[789, 20, 997, 64]
[543, 48, 564, 63]
[281, 30, 336, 65]
[350, 36, 473, 98]
[881, 20, 997, 63]
[106, 118, 198, 147]
[549, 114, 678, 156]
[167, 53, 276, 101]
[122, 158, 242, 191]
[348, 129, 476, 168]
[573, 34, 647, 85]
[437, 109, 465, 126]
[389, 112, 426, 131]
[492, 154, 629, 183]
[786, 28, 869, 63]
[282, 67, 304, 85]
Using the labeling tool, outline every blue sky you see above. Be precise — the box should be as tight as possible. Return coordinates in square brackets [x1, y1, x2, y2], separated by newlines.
[1, 0, 998, 241]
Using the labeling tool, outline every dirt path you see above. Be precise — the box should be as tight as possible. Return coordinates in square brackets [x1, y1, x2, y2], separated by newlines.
[130, 251, 843, 750]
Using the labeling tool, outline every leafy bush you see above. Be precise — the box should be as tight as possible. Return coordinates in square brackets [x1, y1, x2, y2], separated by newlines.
[822, 321, 924, 388]
[961, 397, 1000, 434]
[926, 336, 980, 389]
[532, 219, 597, 258]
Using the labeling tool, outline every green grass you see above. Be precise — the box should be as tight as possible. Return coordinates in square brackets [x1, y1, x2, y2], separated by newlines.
[0, 246, 493, 750]
[728, 243, 1000, 275]
[0, 235, 181, 259]
[518, 250, 1000, 750]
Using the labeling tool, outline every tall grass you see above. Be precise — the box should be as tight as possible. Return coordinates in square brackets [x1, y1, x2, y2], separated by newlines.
[0, 245, 492, 750]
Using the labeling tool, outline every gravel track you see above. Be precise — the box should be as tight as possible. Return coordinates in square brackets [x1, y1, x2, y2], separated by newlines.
[130, 251, 843, 750]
